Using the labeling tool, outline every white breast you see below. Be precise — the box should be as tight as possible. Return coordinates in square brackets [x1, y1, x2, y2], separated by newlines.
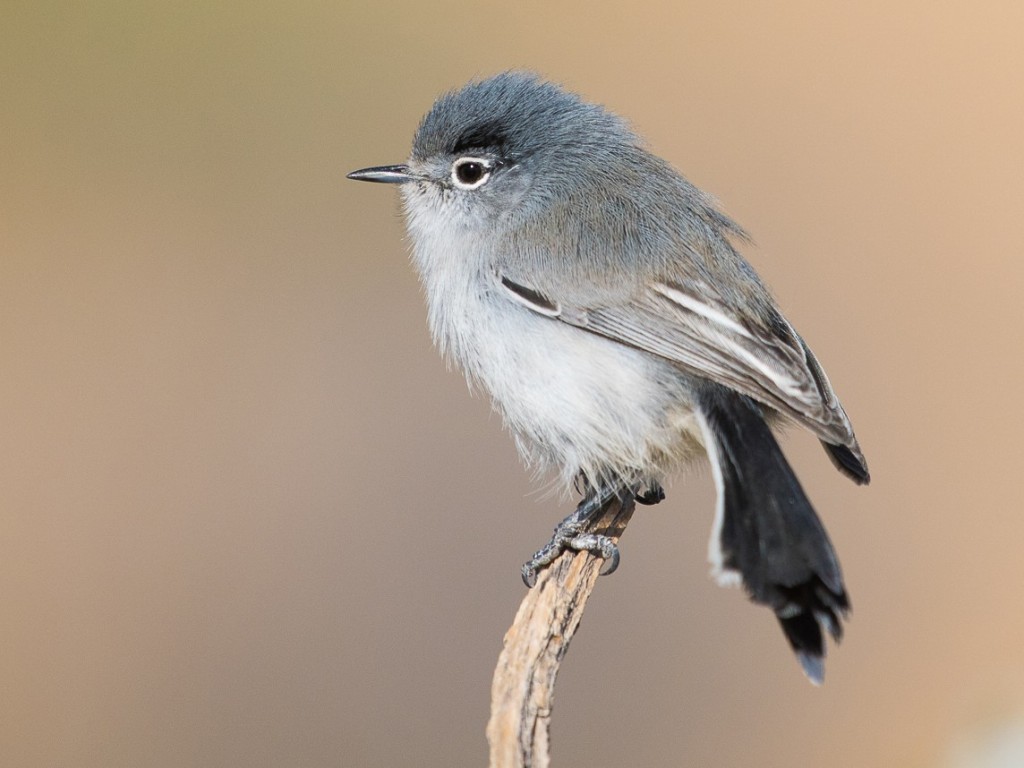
[407, 217, 702, 491]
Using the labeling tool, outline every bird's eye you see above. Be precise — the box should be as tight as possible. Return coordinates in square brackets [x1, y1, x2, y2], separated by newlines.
[451, 158, 492, 190]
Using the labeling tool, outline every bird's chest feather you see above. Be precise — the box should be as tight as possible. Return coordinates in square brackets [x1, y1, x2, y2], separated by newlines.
[413, 243, 699, 480]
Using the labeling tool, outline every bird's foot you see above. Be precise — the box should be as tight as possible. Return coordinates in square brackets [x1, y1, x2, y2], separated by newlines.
[521, 527, 620, 587]
[521, 484, 642, 587]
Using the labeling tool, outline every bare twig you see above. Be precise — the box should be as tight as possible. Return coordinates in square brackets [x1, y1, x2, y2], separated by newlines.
[486, 495, 636, 768]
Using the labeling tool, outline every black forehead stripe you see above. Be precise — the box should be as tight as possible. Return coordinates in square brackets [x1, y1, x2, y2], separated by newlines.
[449, 121, 510, 155]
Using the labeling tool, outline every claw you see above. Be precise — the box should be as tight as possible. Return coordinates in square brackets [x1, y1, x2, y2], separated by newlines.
[521, 565, 538, 588]
[598, 542, 620, 576]
[636, 483, 665, 506]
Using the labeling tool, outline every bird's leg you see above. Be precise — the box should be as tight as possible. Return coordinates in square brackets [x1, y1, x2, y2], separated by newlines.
[521, 483, 635, 587]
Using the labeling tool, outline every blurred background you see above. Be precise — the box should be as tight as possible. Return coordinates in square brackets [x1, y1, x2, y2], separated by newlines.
[2, 2, 1023, 766]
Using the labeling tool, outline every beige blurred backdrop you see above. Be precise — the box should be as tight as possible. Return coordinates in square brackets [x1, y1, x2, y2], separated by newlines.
[3, 2, 1023, 766]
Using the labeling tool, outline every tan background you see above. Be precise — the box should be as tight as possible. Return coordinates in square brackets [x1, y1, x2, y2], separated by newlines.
[3, 2, 1023, 766]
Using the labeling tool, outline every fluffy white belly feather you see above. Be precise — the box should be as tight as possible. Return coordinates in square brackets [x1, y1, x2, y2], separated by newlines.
[417, 255, 703, 489]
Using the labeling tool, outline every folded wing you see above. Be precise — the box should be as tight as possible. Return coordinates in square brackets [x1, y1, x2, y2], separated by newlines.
[499, 274, 869, 483]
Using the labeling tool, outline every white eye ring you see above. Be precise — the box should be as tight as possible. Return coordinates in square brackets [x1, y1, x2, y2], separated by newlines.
[451, 157, 492, 190]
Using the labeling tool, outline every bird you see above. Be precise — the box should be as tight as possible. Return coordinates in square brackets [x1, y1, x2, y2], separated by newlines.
[348, 72, 869, 683]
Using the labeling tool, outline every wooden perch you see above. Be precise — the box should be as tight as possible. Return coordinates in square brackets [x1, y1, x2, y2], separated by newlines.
[486, 495, 637, 768]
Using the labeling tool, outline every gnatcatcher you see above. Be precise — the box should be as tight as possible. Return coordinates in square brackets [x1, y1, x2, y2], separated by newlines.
[349, 72, 869, 683]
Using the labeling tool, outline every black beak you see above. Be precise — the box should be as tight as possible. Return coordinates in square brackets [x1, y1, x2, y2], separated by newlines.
[346, 164, 417, 184]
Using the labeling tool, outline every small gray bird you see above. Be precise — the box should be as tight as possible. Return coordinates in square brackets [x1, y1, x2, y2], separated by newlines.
[348, 72, 869, 683]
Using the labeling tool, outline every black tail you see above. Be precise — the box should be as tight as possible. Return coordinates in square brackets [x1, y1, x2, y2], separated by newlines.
[696, 387, 849, 684]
